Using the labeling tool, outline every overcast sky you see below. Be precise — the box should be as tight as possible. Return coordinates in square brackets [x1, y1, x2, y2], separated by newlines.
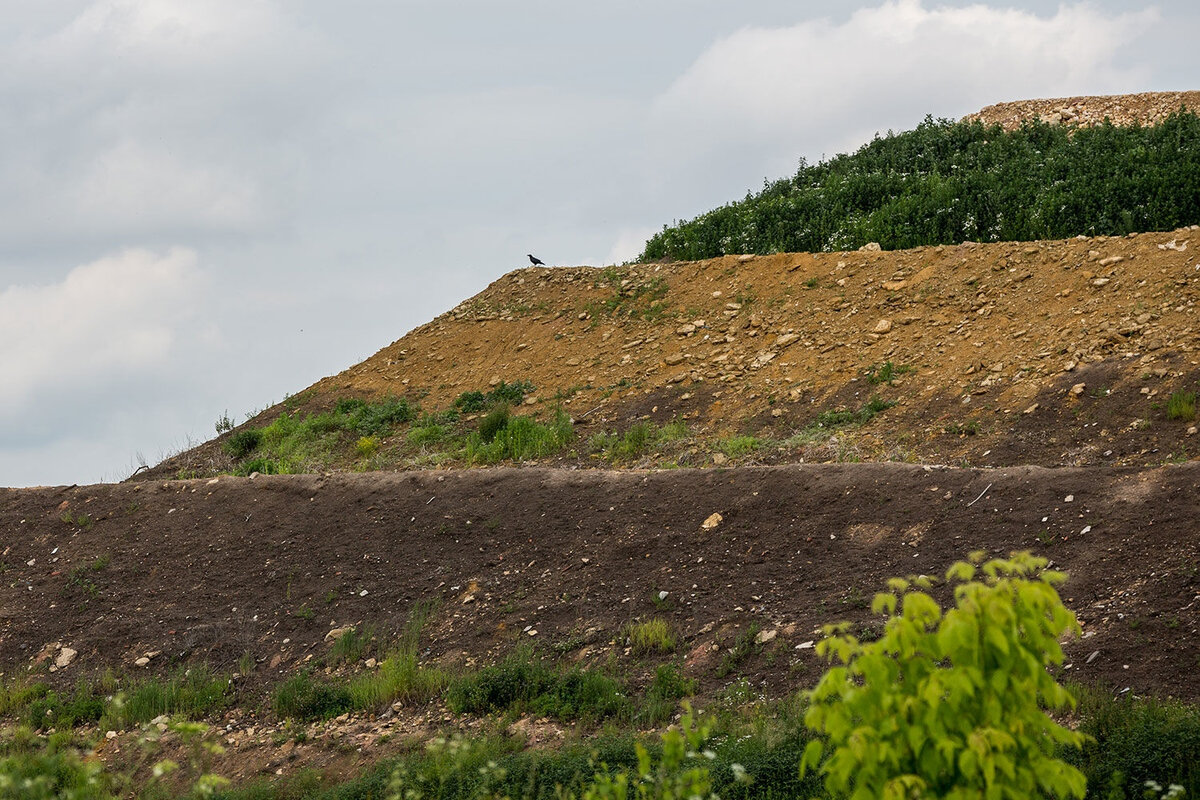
[2, 0, 1197, 487]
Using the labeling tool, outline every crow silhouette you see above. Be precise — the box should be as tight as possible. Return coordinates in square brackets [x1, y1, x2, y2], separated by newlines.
[527, 254, 545, 266]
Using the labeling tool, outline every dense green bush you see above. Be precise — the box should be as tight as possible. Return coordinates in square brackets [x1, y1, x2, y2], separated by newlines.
[272, 672, 354, 722]
[803, 551, 1087, 799]
[643, 111, 1200, 260]
[223, 429, 263, 459]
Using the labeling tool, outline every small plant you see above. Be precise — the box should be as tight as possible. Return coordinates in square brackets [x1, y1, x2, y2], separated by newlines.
[1167, 389, 1197, 421]
[223, 429, 263, 459]
[866, 360, 912, 384]
[59, 512, 93, 529]
[477, 404, 511, 442]
[214, 410, 235, 434]
[945, 419, 981, 436]
[813, 395, 895, 429]
[355, 435, 380, 458]
[272, 672, 353, 721]
[293, 603, 315, 621]
[801, 551, 1087, 799]
[237, 651, 256, 677]
[645, 663, 697, 703]
[328, 625, 377, 666]
[717, 624, 762, 677]
[623, 618, 676, 656]
[719, 435, 760, 459]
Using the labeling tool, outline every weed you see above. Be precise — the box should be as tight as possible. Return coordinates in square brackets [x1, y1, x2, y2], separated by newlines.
[717, 624, 762, 677]
[623, 619, 676, 656]
[477, 404, 511, 442]
[813, 395, 895, 429]
[1167, 390, 1197, 421]
[466, 409, 574, 464]
[223, 429, 263, 459]
[102, 667, 229, 730]
[945, 419, 981, 436]
[866, 361, 913, 385]
[293, 604, 315, 621]
[328, 625, 378, 666]
[804, 277, 820, 288]
[355, 435, 380, 458]
[214, 410, 235, 434]
[59, 512, 93, 529]
[718, 435, 760, 459]
[272, 672, 353, 721]
[237, 651, 256, 677]
[234, 457, 278, 476]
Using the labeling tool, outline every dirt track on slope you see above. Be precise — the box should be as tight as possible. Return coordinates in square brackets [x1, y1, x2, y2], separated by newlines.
[3, 464, 1198, 700]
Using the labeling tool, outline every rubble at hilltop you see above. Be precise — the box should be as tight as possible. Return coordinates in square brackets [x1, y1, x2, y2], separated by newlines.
[966, 90, 1200, 130]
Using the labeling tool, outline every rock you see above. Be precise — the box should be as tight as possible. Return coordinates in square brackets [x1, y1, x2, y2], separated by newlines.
[325, 626, 354, 642]
[738, 254, 755, 262]
[775, 333, 800, 348]
[1092, 277, 1111, 287]
[1070, 383, 1086, 396]
[751, 351, 777, 368]
[701, 512, 723, 530]
[859, 242, 882, 252]
[55, 647, 77, 669]
[881, 280, 908, 290]
[1023, 403, 1039, 414]
[365, 658, 377, 669]
[872, 319, 893, 334]
[795, 640, 815, 650]
[1187, 426, 1198, 436]
[676, 323, 696, 336]
[712, 452, 728, 465]
[755, 629, 778, 645]
[1097, 255, 1124, 267]
[135, 657, 150, 667]
[665, 353, 686, 366]
[106, 730, 118, 740]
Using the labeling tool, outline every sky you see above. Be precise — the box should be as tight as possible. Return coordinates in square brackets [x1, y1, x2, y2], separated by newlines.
[1, 0, 1197, 487]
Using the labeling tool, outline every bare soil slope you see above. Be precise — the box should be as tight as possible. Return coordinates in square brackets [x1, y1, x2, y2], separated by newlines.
[3, 464, 1198, 700]
[154, 228, 1200, 480]
[967, 90, 1200, 130]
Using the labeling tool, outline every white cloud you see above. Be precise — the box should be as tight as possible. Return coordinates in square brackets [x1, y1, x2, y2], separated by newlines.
[0, 247, 201, 416]
[650, 1, 1159, 180]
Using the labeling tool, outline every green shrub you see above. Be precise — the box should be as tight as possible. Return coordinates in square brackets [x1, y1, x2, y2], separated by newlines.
[272, 672, 353, 721]
[1065, 686, 1200, 798]
[327, 625, 378, 666]
[1167, 390, 1197, 421]
[346, 396, 416, 435]
[0, 729, 115, 799]
[102, 667, 230, 730]
[716, 624, 762, 678]
[643, 111, 1200, 260]
[447, 648, 628, 723]
[25, 681, 104, 731]
[646, 664, 696, 704]
[234, 457, 278, 476]
[355, 435, 380, 458]
[813, 394, 895, 429]
[223, 429, 263, 459]
[453, 390, 488, 413]
[467, 410, 574, 464]
[802, 551, 1087, 799]
[477, 404, 511, 443]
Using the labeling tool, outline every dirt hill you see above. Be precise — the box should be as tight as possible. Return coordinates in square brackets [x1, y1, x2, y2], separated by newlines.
[152, 227, 1200, 480]
[966, 90, 1200, 130]
[5, 92, 1200, 791]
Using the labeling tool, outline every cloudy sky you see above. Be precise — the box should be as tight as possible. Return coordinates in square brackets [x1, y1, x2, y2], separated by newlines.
[1, 0, 1196, 487]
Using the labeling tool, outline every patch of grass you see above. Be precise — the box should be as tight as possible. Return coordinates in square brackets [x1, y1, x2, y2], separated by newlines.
[645, 663, 696, 704]
[223, 429, 263, 459]
[1167, 389, 1197, 421]
[102, 667, 230, 730]
[25, 681, 104, 730]
[589, 419, 689, 463]
[234, 457, 278, 476]
[347, 650, 449, 712]
[813, 395, 896, 429]
[64, 555, 110, 599]
[327, 625, 378, 667]
[1064, 685, 1200, 798]
[866, 360, 913, 384]
[718, 435, 761, 459]
[272, 672, 353, 722]
[465, 409, 574, 464]
[717, 624, 762, 678]
[446, 647, 629, 724]
[623, 619, 676, 656]
[945, 419, 981, 436]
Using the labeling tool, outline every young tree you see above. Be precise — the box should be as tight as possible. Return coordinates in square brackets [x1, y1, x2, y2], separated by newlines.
[802, 551, 1087, 799]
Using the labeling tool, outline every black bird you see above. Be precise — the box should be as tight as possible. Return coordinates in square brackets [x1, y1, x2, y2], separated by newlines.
[527, 254, 545, 266]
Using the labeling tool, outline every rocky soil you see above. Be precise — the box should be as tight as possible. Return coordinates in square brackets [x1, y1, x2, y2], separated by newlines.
[966, 90, 1200, 130]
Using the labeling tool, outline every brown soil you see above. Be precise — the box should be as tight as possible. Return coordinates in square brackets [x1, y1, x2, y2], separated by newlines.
[3, 464, 1199, 780]
[966, 90, 1200, 130]
[153, 227, 1200, 480]
[4, 464, 1198, 697]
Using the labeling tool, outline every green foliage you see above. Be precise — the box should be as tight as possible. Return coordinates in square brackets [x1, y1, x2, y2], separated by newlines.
[327, 625, 378, 667]
[466, 410, 574, 464]
[645, 665, 696, 705]
[0, 729, 115, 799]
[1065, 686, 1200, 798]
[802, 551, 1087, 800]
[813, 395, 895, 429]
[348, 650, 449, 712]
[271, 672, 353, 722]
[446, 648, 628, 724]
[643, 112, 1200, 260]
[223, 429, 263, 459]
[25, 681, 104, 731]
[477, 405, 512, 443]
[623, 619, 676, 656]
[454, 381, 535, 414]
[866, 361, 913, 385]
[355, 436, 380, 458]
[718, 435, 760, 459]
[589, 420, 689, 463]
[102, 667, 230, 730]
[1167, 390, 1197, 421]
[574, 706, 734, 800]
[234, 457, 278, 476]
